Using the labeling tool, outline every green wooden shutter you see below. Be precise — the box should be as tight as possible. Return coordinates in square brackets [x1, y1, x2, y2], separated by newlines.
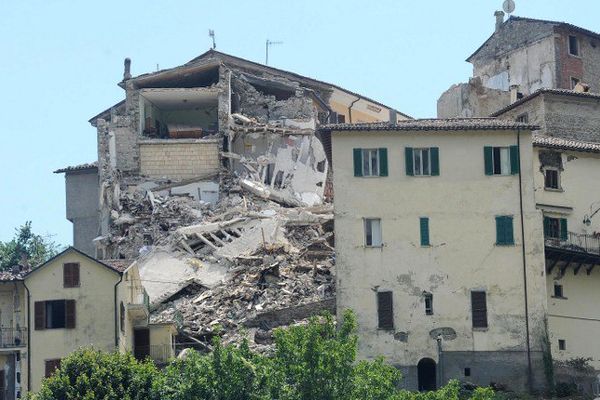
[505, 216, 514, 245]
[496, 216, 505, 244]
[420, 217, 430, 246]
[510, 145, 520, 175]
[484, 147, 493, 175]
[353, 149, 363, 177]
[560, 218, 568, 241]
[378, 148, 388, 177]
[377, 291, 394, 330]
[430, 147, 440, 176]
[405, 147, 414, 176]
[543, 217, 551, 238]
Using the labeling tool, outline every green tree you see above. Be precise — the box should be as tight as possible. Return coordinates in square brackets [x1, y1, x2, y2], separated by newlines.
[33, 348, 158, 400]
[0, 221, 60, 270]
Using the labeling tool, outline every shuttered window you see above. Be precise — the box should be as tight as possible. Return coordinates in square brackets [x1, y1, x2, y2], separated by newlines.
[484, 146, 519, 175]
[63, 263, 80, 288]
[420, 217, 430, 246]
[495, 216, 514, 245]
[353, 148, 388, 177]
[471, 291, 488, 328]
[34, 300, 76, 330]
[544, 217, 568, 240]
[377, 291, 394, 330]
[405, 147, 439, 176]
[45, 359, 61, 378]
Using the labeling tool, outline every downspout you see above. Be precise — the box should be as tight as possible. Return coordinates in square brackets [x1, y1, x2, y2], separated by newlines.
[348, 96, 360, 123]
[114, 273, 124, 348]
[22, 280, 31, 392]
[517, 128, 533, 390]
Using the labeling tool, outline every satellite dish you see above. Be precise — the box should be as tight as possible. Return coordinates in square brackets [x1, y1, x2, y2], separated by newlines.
[503, 0, 515, 14]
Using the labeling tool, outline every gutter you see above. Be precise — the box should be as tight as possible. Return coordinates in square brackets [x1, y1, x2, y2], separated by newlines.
[114, 273, 124, 348]
[517, 128, 533, 390]
[348, 96, 360, 123]
[22, 280, 31, 392]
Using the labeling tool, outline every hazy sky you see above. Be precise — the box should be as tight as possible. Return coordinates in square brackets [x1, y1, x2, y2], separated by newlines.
[1, 0, 598, 245]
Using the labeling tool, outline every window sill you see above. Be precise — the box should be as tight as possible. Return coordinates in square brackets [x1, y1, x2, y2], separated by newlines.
[544, 187, 563, 192]
[421, 245, 431, 248]
[364, 245, 384, 249]
[551, 296, 568, 300]
[472, 327, 489, 332]
[495, 243, 515, 247]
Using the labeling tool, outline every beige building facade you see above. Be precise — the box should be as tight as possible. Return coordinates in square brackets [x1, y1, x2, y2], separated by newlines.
[329, 119, 548, 391]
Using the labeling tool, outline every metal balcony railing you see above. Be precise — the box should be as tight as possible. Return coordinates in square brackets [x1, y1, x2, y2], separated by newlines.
[0, 328, 27, 348]
[545, 231, 600, 255]
[134, 344, 173, 364]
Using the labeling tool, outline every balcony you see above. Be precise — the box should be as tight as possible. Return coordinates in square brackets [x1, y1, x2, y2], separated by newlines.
[127, 285, 150, 325]
[134, 344, 174, 365]
[0, 328, 27, 349]
[545, 232, 600, 276]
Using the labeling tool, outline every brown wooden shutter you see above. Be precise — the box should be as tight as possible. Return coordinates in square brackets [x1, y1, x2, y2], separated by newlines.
[72, 264, 80, 287]
[34, 301, 46, 330]
[64, 263, 80, 287]
[65, 300, 76, 329]
[377, 291, 394, 330]
[45, 359, 61, 378]
[471, 291, 488, 328]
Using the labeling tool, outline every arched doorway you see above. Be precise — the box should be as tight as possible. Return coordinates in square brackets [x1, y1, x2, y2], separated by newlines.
[417, 358, 437, 391]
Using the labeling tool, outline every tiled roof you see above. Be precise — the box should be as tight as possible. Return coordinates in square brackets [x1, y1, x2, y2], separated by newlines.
[491, 89, 600, 117]
[102, 259, 134, 273]
[321, 118, 539, 132]
[54, 162, 98, 174]
[533, 135, 600, 154]
[0, 266, 30, 282]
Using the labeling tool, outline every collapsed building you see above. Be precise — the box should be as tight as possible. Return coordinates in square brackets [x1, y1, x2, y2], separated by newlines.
[56, 49, 409, 350]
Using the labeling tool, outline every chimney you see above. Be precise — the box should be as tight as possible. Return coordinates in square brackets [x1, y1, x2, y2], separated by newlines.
[494, 11, 505, 32]
[510, 85, 520, 104]
[123, 58, 132, 81]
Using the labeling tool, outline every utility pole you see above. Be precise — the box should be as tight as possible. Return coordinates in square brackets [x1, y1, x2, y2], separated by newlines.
[209, 30, 216, 49]
[265, 39, 283, 65]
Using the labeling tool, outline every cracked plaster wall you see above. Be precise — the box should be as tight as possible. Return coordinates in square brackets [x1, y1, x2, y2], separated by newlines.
[333, 130, 547, 390]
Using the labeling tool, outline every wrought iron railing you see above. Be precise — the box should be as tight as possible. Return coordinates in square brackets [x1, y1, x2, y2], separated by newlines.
[0, 328, 27, 348]
[134, 344, 173, 364]
[545, 231, 600, 255]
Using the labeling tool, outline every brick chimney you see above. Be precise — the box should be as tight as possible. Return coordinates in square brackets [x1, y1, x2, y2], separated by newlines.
[494, 11, 505, 32]
[123, 58, 132, 81]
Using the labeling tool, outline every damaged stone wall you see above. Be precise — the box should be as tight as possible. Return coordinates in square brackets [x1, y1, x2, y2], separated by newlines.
[437, 77, 511, 118]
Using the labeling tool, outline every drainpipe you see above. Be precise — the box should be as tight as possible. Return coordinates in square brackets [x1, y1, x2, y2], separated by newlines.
[348, 96, 360, 123]
[114, 274, 124, 348]
[22, 280, 31, 392]
[517, 128, 533, 390]
[436, 335, 443, 389]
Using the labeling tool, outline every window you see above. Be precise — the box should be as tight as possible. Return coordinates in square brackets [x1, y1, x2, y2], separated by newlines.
[377, 291, 394, 330]
[63, 263, 80, 288]
[553, 283, 564, 298]
[44, 359, 61, 378]
[516, 113, 529, 123]
[405, 147, 440, 176]
[464, 368, 471, 377]
[471, 291, 488, 328]
[364, 218, 382, 247]
[484, 146, 519, 175]
[337, 114, 346, 123]
[571, 77, 580, 89]
[353, 148, 388, 177]
[569, 35, 579, 56]
[34, 300, 76, 330]
[558, 339, 566, 350]
[544, 168, 560, 190]
[120, 301, 125, 333]
[495, 216, 514, 245]
[543, 217, 568, 240]
[424, 293, 433, 315]
[420, 217, 430, 247]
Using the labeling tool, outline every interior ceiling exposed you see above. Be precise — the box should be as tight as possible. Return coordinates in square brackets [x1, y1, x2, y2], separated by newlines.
[141, 88, 219, 111]
[135, 65, 220, 89]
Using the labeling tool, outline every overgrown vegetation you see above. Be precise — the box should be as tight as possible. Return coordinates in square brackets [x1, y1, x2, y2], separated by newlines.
[0, 222, 61, 270]
[34, 311, 505, 400]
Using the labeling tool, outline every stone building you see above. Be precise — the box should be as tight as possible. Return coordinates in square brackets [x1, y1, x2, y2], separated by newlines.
[438, 13, 600, 118]
[327, 119, 548, 392]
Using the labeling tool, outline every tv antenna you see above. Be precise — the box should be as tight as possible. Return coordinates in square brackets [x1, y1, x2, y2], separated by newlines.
[265, 39, 283, 65]
[208, 29, 216, 49]
[503, 0, 515, 15]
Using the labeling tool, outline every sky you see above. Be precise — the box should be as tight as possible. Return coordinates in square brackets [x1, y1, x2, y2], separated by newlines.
[1, 0, 599, 246]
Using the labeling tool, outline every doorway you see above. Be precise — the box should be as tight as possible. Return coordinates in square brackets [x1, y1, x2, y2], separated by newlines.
[134, 328, 150, 361]
[417, 358, 437, 391]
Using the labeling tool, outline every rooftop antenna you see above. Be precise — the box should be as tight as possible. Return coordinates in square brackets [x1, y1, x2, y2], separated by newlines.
[265, 39, 283, 65]
[503, 0, 515, 16]
[209, 29, 216, 49]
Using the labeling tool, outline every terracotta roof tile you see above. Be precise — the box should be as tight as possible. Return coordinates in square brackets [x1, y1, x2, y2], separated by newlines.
[54, 162, 98, 174]
[490, 89, 600, 117]
[322, 118, 539, 132]
[533, 135, 600, 153]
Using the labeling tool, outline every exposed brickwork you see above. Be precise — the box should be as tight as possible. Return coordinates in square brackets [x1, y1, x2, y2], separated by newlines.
[139, 139, 220, 180]
[555, 28, 584, 90]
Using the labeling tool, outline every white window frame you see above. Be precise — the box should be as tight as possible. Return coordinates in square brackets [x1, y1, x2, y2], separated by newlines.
[364, 218, 382, 247]
[492, 146, 511, 175]
[543, 167, 561, 191]
[361, 149, 380, 177]
[413, 148, 431, 176]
